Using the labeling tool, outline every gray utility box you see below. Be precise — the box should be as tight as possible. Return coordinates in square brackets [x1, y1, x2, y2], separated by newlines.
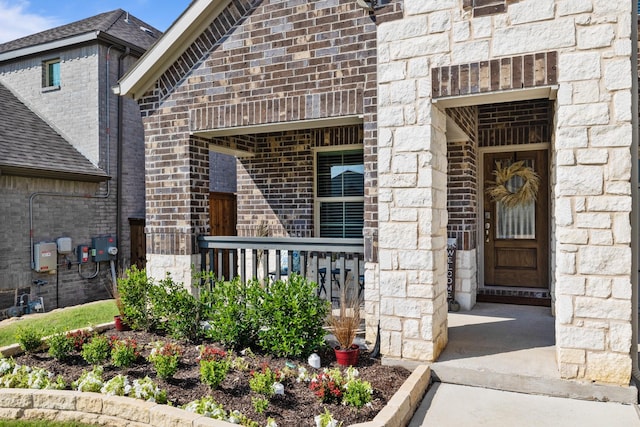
[34, 242, 57, 272]
[92, 236, 117, 262]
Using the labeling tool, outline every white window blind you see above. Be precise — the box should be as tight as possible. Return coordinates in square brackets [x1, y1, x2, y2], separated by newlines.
[316, 150, 364, 238]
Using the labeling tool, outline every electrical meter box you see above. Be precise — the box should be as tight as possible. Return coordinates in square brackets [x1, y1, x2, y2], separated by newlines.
[34, 242, 57, 272]
[56, 237, 73, 254]
[92, 236, 117, 262]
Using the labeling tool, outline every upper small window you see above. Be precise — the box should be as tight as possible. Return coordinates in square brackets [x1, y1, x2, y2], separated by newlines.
[43, 59, 60, 88]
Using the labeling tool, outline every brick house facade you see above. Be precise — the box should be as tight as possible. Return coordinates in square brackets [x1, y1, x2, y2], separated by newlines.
[0, 10, 156, 309]
[118, 0, 638, 390]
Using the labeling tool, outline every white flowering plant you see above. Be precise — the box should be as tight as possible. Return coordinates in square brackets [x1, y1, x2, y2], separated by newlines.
[101, 374, 131, 396]
[130, 376, 167, 404]
[72, 366, 104, 393]
[183, 396, 228, 420]
[0, 360, 65, 390]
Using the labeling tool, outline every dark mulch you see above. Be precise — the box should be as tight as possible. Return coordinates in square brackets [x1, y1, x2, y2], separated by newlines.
[12, 327, 411, 427]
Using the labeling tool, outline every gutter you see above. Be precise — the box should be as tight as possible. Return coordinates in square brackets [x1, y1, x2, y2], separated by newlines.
[0, 31, 147, 63]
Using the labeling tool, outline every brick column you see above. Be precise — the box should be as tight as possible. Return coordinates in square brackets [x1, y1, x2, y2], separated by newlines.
[144, 132, 210, 288]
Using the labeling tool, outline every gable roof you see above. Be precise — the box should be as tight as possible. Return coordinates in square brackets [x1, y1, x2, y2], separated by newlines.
[0, 82, 109, 182]
[0, 9, 161, 62]
[116, 0, 228, 99]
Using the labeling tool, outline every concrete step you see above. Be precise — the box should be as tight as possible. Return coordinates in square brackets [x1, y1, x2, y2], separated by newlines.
[430, 362, 639, 404]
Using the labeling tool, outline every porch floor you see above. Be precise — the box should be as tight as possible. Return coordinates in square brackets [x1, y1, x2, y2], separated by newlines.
[399, 302, 637, 404]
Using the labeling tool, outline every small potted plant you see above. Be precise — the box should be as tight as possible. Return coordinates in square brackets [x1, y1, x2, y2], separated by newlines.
[328, 292, 361, 367]
[112, 283, 129, 331]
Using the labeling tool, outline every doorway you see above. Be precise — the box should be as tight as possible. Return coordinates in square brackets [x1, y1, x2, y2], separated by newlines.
[482, 149, 549, 289]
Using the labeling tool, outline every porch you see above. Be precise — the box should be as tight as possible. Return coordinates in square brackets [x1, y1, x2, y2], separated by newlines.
[421, 302, 638, 404]
[197, 235, 365, 304]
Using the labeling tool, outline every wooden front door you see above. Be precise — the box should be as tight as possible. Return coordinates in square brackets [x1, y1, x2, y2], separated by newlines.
[483, 150, 548, 288]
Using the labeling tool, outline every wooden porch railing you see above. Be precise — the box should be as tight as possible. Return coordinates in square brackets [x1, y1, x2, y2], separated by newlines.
[197, 236, 365, 302]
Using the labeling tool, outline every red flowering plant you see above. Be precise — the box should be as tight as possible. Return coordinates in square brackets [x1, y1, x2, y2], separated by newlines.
[65, 330, 93, 351]
[309, 368, 344, 404]
[197, 345, 227, 362]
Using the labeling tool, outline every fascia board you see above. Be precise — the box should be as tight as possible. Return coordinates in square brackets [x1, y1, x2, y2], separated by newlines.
[116, 0, 229, 99]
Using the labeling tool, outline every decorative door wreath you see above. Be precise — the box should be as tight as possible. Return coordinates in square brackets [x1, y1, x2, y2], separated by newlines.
[486, 160, 540, 208]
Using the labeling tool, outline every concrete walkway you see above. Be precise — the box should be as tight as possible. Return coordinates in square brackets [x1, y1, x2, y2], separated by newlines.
[409, 382, 640, 427]
[402, 303, 640, 426]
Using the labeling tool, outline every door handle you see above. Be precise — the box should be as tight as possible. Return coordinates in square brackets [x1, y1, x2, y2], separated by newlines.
[485, 222, 491, 243]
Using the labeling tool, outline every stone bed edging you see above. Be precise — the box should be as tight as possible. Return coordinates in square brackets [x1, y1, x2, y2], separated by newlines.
[0, 322, 431, 427]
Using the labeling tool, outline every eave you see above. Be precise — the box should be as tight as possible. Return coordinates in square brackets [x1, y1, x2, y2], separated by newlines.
[0, 165, 110, 183]
[115, 0, 229, 100]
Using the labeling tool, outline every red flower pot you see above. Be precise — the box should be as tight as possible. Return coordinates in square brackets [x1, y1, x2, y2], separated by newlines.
[334, 344, 360, 367]
[114, 315, 130, 331]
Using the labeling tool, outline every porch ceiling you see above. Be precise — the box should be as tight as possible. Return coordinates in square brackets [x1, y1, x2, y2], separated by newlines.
[433, 86, 557, 109]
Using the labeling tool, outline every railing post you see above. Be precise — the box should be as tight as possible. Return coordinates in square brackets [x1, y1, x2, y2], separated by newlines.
[240, 249, 246, 283]
[263, 250, 269, 286]
[217, 250, 224, 280]
[252, 249, 258, 280]
[337, 253, 346, 306]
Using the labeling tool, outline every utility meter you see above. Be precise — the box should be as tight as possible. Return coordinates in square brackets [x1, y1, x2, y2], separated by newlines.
[92, 236, 117, 262]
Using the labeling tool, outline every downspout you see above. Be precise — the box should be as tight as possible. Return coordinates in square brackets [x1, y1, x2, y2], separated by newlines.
[116, 47, 131, 271]
[28, 44, 122, 296]
[630, 3, 640, 386]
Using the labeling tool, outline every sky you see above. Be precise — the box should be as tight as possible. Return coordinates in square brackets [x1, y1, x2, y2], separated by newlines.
[0, 0, 192, 43]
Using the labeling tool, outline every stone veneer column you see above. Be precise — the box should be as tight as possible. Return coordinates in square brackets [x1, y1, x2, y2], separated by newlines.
[555, 44, 635, 383]
[377, 99, 450, 361]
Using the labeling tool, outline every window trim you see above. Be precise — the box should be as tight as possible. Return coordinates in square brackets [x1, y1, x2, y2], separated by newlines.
[43, 58, 61, 89]
[313, 144, 364, 238]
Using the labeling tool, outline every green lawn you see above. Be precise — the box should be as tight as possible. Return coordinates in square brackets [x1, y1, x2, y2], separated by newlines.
[0, 300, 118, 348]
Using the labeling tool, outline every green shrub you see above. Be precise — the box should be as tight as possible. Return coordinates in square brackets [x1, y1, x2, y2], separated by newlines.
[110, 337, 140, 368]
[47, 331, 75, 361]
[147, 341, 182, 380]
[255, 274, 329, 358]
[117, 266, 157, 331]
[249, 364, 283, 397]
[342, 377, 373, 408]
[251, 396, 269, 414]
[150, 274, 203, 342]
[81, 335, 111, 365]
[14, 326, 43, 353]
[200, 359, 229, 389]
[201, 277, 260, 350]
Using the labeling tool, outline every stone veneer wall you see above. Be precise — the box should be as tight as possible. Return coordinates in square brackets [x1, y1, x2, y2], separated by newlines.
[375, 0, 635, 386]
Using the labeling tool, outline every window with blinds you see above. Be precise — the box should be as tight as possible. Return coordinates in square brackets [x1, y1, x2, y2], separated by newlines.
[316, 149, 364, 238]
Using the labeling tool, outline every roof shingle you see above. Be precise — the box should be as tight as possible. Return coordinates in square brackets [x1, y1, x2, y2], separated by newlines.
[0, 9, 161, 55]
[0, 82, 109, 182]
